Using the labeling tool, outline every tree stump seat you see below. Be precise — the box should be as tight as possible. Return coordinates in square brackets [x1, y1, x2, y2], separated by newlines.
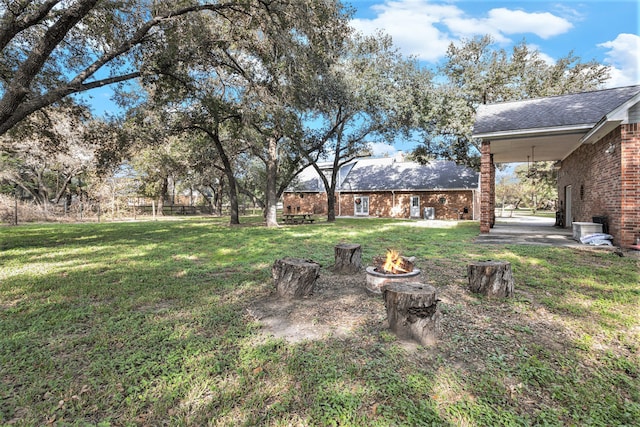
[468, 260, 514, 298]
[333, 243, 362, 274]
[272, 257, 320, 299]
[383, 282, 441, 346]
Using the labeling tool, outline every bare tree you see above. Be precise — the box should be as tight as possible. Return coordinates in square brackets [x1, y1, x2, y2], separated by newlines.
[0, 105, 96, 210]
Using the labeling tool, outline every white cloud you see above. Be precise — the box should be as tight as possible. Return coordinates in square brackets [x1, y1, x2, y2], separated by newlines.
[527, 43, 556, 65]
[442, 15, 510, 44]
[598, 33, 640, 87]
[550, 4, 586, 22]
[351, 0, 459, 61]
[443, 9, 572, 41]
[351, 0, 574, 63]
[484, 8, 573, 39]
[369, 142, 397, 157]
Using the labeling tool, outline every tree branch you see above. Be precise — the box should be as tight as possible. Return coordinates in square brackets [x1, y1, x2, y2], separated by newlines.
[0, 72, 141, 136]
[0, 0, 61, 52]
[0, 1, 250, 137]
[0, 0, 100, 126]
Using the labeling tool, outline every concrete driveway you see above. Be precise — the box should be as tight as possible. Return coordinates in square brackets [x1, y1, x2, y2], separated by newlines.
[474, 215, 581, 247]
[474, 215, 640, 259]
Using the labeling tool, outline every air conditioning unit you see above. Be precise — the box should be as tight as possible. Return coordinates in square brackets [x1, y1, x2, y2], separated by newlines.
[424, 207, 435, 220]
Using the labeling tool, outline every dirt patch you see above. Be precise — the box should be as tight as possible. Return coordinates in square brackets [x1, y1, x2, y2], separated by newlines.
[247, 258, 579, 365]
[248, 272, 386, 343]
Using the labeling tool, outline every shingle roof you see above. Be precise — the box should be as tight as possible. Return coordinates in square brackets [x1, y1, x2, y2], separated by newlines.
[473, 85, 640, 136]
[341, 158, 478, 191]
[288, 162, 354, 192]
[289, 157, 479, 192]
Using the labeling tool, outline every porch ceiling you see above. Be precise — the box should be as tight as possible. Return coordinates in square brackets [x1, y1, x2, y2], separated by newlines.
[473, 85, 640, 164]
[485, 129, 588, 164]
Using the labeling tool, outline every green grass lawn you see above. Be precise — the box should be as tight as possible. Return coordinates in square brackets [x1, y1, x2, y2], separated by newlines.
[1, 217, 638, 426]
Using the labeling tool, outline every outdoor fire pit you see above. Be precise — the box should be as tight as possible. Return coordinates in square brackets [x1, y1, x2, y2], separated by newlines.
[365, 250, 421, 294]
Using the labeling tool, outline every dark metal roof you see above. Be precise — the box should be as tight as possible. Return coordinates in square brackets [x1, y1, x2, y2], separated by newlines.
[288, 157, 479, 192]
[473, 85, 640, 135]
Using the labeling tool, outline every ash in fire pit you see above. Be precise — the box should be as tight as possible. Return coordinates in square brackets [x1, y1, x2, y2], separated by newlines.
[366, 250, 421, 294]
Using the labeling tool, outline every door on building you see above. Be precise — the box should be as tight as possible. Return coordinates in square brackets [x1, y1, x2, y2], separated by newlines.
[354, 196, 369, 216]
[410, 196, 420, 217]
[565, 185, 572, 228]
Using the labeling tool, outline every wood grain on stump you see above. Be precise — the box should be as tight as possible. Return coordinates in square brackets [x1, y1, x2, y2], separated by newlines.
[468, 260, 514, 298]
[333, 243, 362, 274]
[272, 257, 320, 299]
[383, 282, 441, 346]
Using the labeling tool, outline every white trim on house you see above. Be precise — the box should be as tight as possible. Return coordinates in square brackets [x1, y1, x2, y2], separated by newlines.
[472, 124, 592, 140]
[581, 94, 640, 144]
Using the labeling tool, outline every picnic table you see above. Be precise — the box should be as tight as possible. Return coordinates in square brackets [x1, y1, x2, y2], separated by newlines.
[282, 213, 315, 225]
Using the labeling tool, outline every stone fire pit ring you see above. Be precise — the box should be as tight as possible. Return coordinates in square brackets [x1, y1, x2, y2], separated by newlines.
[365, 266, 421, 295]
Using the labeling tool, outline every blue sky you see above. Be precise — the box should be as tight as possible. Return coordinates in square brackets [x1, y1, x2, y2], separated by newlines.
[350, 0, 638, 86]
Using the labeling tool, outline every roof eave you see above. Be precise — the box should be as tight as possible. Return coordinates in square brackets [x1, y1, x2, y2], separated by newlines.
[580, 92, 639, 144]
[472, 124, 593, 140]
[338, 187, 478, 192]
[580, 119, 623, 144]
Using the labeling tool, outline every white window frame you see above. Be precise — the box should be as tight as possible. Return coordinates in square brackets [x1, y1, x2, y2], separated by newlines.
[354, 195, 369, 216]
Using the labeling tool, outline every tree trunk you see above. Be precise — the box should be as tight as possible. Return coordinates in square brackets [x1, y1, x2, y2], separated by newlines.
[272, 258, 320, 299]
[265, 136, 279, 227]
[333, 243, 362, 274]
[227, 175, 240, 225]
[383, 282, 441, 346]
[327, 190, 336, 222]
[206, 128, 239, 225]
[156, 197, 164, 217]
[13, 191, 18, 225]
[468, 260, 514, 298]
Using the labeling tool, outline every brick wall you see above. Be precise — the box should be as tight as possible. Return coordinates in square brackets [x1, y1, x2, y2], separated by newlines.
[557, 124, 640, 247]
[480, 141, 493, 233]
[341, 191, 475, 219]
[620, 123, 640, 246]
[282, 193, 327, 214]
[283, 191, 477, 220]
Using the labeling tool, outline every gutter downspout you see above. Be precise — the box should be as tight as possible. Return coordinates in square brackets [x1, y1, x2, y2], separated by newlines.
[338, 167, 341, 217]
[392, 190, 395, 215]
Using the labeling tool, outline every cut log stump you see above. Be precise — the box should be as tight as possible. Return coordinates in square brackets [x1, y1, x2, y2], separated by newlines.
[383, 282, 441, 346]
[272, 257, 320, 299]
[333, 243, 362, 274]
[468, 260, 514, 298]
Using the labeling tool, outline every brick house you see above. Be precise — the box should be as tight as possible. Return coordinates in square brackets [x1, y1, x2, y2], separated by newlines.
[473, 85, 640, 248]
[283, 155, 480, 220]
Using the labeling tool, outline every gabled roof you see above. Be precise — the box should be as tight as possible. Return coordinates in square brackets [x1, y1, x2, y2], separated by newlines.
[473, 85, 640, 136]
[472, 85, 640, 163]
[288, 162, 354, 192]
[288, 156, 479, 193]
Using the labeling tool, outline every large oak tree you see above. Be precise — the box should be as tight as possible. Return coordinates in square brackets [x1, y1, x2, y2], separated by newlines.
[294, 32, 433, 221]
[133, 0, 351, 226]
[414, 36, 610, 167]
[0, 0, 300, 137]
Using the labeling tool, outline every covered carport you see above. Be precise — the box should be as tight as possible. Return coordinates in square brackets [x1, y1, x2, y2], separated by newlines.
[472, 85, 640, 247]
